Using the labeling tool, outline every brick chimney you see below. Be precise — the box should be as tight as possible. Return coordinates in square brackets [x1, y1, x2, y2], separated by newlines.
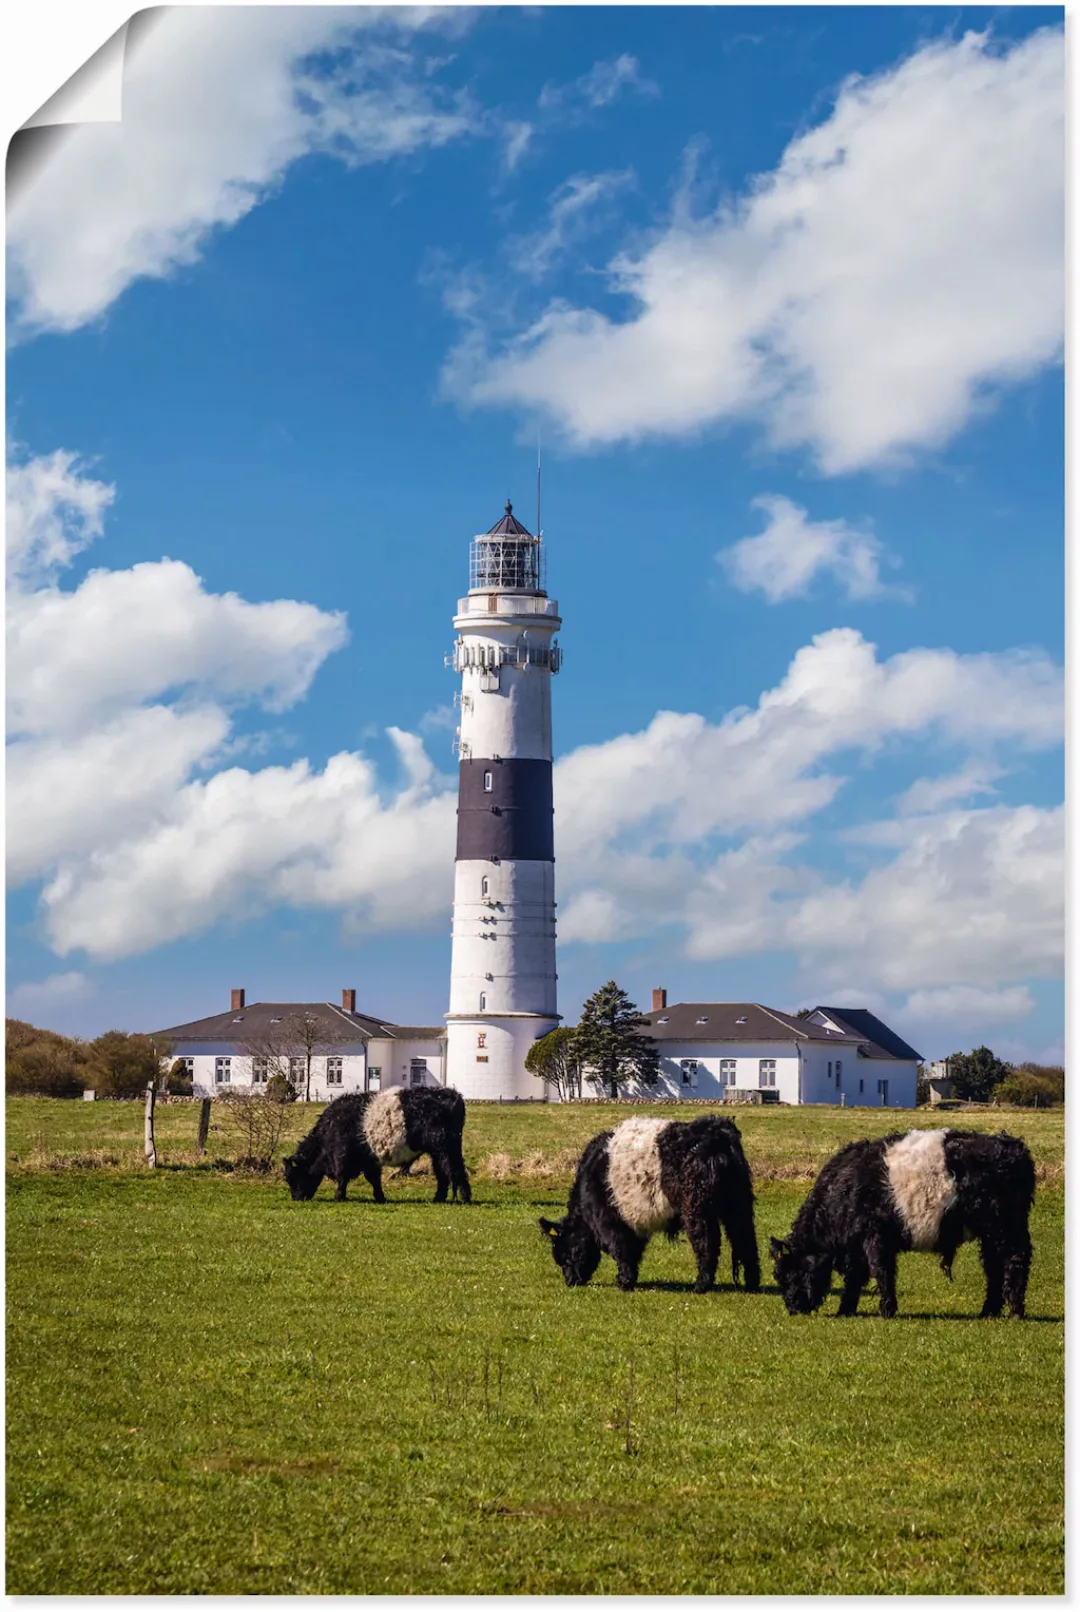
[652, 987, 667, 1012]
[231, 988, 245, 1012]
[342, 988, 357, 1013]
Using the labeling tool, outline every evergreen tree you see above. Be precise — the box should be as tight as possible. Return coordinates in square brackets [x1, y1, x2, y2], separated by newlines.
[575, 982, 659, 1100]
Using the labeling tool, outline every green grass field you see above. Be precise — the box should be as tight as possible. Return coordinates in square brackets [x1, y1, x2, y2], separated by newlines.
[6, 1098, 1064, 1593]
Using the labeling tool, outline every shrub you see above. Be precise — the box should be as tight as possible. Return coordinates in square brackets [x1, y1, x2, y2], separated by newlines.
[6, 1019, 92, 1098]
[993, 1064, 1064, 1107]
[166, 1060, 193, 1097]
[265, 1073, 298, 1104]
[217, 1088, 297, 1169]
[88, 1031, 170, 1099]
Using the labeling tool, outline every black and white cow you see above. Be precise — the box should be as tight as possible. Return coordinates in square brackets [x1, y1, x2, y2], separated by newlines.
[770, 1128, 1035, 1320]
[539, 1114, 760, 1293]
[283, 1088, 471, 1204]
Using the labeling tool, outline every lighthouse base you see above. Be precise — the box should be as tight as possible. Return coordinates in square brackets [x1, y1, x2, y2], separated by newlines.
[445, 1014, 559, 1101]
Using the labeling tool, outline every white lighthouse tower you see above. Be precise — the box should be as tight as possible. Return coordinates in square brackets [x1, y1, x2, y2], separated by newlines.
[445, 502, 562, 1099]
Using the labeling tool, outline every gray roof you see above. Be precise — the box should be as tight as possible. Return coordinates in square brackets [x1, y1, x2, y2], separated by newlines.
[486, 500, 533, 538]
[154, 1001, 397, 1044]
[810, 1008, 922, 1063]
[640, 1003, 863, 1044]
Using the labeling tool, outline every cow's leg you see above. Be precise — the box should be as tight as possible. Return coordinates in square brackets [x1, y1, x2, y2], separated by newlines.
[837, 1251, 869, 1316]
[979, 1235, 1006, 1318]
[448, 1142, 472, 1204]
[1003, 1228, 1032, 1319]
[333, 1177, 349, 1202]
[363, 1159, 386, 1203]
[720, 1199, 761, 1292]
[603, 1224, 646, 1291]
[431, 1152, 450, 1203]
[684, 1212, 721, 1294]
[866, 1235, 898, 1319]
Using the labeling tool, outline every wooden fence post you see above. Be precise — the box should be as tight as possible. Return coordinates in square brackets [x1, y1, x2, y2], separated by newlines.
[144, 1085, 157, 1168]
[197, 1097, 211, 1154]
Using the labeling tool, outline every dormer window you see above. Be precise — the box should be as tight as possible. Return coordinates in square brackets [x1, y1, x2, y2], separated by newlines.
[696, 1016, 708, 1024]
[657, 1015, 669, 1024]
[232, 1015, 244, 1023]
[735, 1016, 747, 1024]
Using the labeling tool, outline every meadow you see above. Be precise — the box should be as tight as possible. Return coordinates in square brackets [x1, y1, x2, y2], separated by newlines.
[6, 1098, 1064, 1594]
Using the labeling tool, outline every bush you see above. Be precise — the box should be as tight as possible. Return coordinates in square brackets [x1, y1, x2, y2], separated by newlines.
[217, 1088, 297, 1169]
[6, 1019, 92, 1098]
[993, 1063, 1064, 1107]
[166, 1060, 193, 1097]
[265, 1073, 298, 1104]
[88, 1031, 170, 1099]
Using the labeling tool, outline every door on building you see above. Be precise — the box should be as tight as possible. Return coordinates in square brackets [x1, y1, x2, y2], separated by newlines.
[410, 1059, 427, 1088]
[878, 1078, 889, 1107]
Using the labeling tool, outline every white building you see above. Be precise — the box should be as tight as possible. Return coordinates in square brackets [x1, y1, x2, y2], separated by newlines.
[156, 989, 445, 1100]
[445, 502, 562, 1099]
[636, 992, 921, 1107]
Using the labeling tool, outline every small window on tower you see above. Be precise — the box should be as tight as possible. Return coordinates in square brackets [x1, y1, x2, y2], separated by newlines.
[483, 771, 493, 793]
[481, 876, 490, 898]
[479, 996, 487, 1013]
[477, 1031, 486, 1048]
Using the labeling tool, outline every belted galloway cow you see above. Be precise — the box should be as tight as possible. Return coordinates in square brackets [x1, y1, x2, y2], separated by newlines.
[540, 1114, 760, 1293]
[770, 1128, 1034, 1319]
[284, 1087, 471, 1204]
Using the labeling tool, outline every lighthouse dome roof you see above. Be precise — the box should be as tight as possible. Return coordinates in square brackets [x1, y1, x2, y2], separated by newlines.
[486, 500, 533, 539]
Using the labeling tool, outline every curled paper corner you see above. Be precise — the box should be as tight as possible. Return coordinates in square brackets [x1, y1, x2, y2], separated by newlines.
[8, 8, 167, 204]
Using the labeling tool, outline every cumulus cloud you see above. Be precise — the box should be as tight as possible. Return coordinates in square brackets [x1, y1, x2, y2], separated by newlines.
[7, 449, 348, 882]
[450, 28, 1063, 473]
[719, 494, 908, 604]
[7, 972, 91, 1019]
[8, 8, 479, 336]
[895, 760, 1004, 815]
[901, 984, 1035, 1026]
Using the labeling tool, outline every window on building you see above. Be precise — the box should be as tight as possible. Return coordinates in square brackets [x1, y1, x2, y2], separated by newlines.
[477, 1032, 486, 1049]
[326, 1056, 343, 1086]
[251, 1057, 268, 1084]
[178, 1056, 194, 1078]
[720, 1059, 737, 1086]
[289, 1057, 305, 1084]
[215, 1057, 231, 1085]
[410, 1058, 427, 1088]
[483, 770, 493, 792]
[479, 993, 487, 1011]
[859, 1077, 864, 1094]
[680, 1059, 698, 1087]
[759, 1059, 777, 1088]
[476, 1054, 489, 1063]
[827, 1060, 832, 1079]
[481, 876, 490, 898]
[367, 1066, 381, 1093]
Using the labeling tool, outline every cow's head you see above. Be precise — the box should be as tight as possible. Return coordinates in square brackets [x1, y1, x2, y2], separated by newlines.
[539, 1216, 601, 1287]
[770, 1236, 832, 1315]
[283, 1154, 321, 1201]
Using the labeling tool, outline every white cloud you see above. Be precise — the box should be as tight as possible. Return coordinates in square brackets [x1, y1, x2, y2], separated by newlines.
[451, 28, 1063, 473]
[5, 449, 114, 583]
[539, 54, 659, 113]
[719, 494, 908, 604]
[7, 971, 91, 1019]
[895, 759, 1004, 815]
[8, 8, 479, 336]
[901, 984, 1035, 1026]
[506, 170, 634, 280]
[7, 449, 349, 882]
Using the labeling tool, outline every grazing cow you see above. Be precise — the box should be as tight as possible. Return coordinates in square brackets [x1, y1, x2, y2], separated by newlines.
[770, 1128, 1035, 1319]
[539, 1114, 760, 1293]
[283, 1088, 471, 1204]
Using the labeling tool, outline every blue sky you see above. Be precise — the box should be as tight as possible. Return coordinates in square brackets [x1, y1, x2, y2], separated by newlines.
[6, 5, 1064, 1062]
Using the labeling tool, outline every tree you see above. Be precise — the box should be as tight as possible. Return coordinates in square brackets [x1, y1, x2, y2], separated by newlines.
[88, 1031, 172, 1099]
[525, 1026, 582, 1101]
[946, 1046, 1013, 1105]
[280, 1011, 349, 1103]
[574, 982, 660, 1100]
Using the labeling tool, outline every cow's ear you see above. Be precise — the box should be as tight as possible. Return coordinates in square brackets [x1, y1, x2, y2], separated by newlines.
[769, 1236, 789, 1258]
[538, 1217, 559, 1239]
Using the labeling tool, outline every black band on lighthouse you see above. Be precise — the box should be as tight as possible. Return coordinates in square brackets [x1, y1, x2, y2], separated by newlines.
[456, 757, 554, 861]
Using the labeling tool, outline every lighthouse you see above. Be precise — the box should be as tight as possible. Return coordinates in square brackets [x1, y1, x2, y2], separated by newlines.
[445, 502, 562, 1099]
